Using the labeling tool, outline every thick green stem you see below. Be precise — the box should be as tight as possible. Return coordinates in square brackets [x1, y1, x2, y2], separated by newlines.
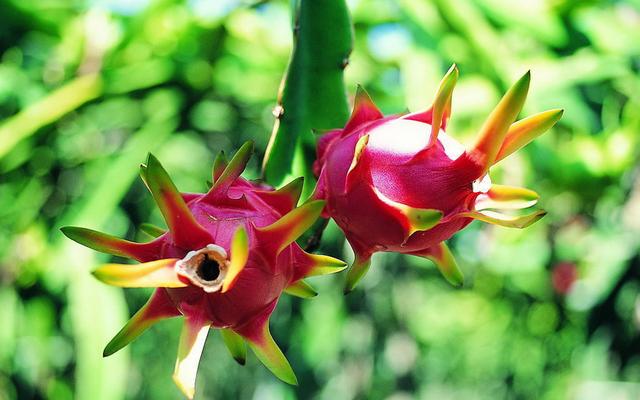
[262, 0, 353, 198]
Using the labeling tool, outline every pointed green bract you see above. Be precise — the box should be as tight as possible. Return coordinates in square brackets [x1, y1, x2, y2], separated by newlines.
[472, 71, 531, 172]
[276, 177, 304, 205]
[254, 177, 304, 215]
[145, 154, 211, 248]
[344, 254, 372, 294]
[103, 289, 180, 357]
[404, 208, 443, 235]
[173, 317, 210, 400]
[373, 187, 442, 238]
[139, 223, 166, 238]
[256, 200, 325, 256]
[211, 141, 253, 193]
[222, 226, 249, 293]
[245, 324, 297, 385]
[347, 134, 369, 175]
[212, 151, 228, 182]
[414, 242, 463, 287]
[343, 86, 384, 133]
[139, 163, 149, 189]
[429, 64, 458, 146]
[475, 184, 539, 211]
[300, 252, 348, 277]
[459, 209, 546, 229]
[284, 280, 318, 298]
[345, 134, 370, 191]
[495, 109, 564, 164]
[220, 329, 247, 365]
[92, 259, 185, 288]
[61, 226, 151, 261]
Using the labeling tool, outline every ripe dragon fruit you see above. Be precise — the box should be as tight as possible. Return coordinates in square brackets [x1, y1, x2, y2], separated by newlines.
[61, 142, 346, 398]
[313, 65, 563, 292]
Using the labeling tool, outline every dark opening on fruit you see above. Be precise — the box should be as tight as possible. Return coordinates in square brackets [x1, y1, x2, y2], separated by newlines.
[197, 255, 220, 282]
[175, 244, 230, 292]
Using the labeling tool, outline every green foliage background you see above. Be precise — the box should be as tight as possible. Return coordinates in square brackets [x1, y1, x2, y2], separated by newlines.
[1, 0, 640, 399]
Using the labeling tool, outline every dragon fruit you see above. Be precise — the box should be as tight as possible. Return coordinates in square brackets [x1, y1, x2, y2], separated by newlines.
[61, 142, 346, 398]
[313, 65, 563, 292]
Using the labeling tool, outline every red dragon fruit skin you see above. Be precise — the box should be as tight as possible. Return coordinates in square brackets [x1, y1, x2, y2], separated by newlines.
[61, 142, 346, 398]
[313, 65, 563, 292]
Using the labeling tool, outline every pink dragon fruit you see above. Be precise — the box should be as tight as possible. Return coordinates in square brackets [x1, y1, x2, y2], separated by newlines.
[62, 142, 346, 398]
[313, 65, 563, 292]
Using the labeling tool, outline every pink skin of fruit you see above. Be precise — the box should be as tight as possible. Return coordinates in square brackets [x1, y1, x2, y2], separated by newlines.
[62, 142, 346, 399]
[313, 65, 563, 292]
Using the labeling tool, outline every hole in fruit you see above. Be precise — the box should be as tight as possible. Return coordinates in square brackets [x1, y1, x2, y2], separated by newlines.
[175, 244, 230, 293]
[197, 255, 220, 281]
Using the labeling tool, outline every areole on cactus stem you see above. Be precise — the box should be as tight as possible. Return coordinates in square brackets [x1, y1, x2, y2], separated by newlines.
[313, 64, 563, 293]
[61, 141, 347, 399]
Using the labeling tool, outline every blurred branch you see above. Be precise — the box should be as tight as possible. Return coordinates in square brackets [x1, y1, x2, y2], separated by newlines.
[0, 59, 174, 161]
[0, 74, 103, 160]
